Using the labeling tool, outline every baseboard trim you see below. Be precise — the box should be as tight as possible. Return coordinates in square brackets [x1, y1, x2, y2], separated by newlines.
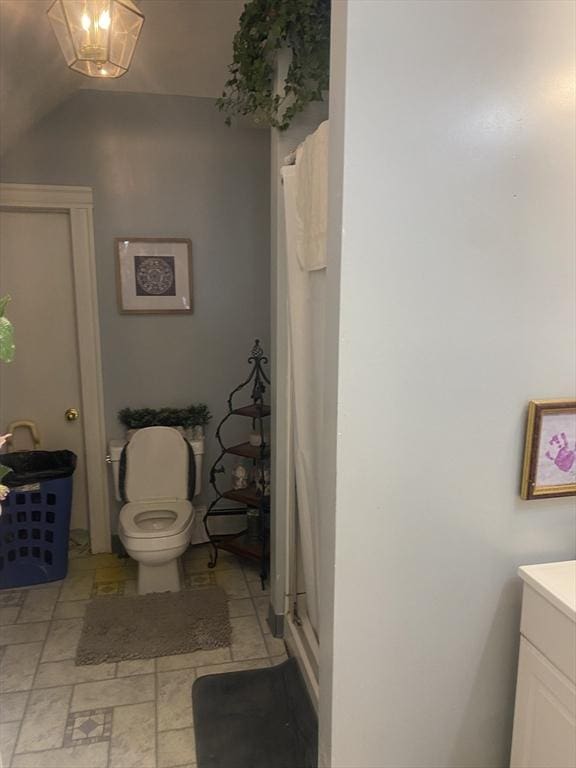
[284, 613, 319, 713]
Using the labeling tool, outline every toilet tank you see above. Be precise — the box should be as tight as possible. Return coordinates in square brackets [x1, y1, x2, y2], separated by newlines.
[108, 433, 204, 502]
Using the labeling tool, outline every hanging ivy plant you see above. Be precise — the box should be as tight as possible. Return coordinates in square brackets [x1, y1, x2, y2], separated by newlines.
[217, 0, 330, 131]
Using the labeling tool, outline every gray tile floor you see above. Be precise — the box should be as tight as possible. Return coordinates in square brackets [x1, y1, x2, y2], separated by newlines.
[0, 544, 287, 768]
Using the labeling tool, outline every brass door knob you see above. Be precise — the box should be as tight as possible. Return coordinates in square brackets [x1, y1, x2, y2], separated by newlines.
[65, 408, 79, 422]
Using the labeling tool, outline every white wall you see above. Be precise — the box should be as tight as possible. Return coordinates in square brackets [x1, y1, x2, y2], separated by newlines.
[320, 2, 576, 767]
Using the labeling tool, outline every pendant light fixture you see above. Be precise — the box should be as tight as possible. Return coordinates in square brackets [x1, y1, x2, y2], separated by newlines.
[47, 0, 144, 79]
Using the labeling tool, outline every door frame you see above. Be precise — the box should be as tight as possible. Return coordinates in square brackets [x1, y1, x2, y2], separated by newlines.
[0, 183, 111, 553]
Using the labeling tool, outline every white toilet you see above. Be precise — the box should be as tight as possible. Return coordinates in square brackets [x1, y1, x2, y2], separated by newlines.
[109, 427, 204, 594]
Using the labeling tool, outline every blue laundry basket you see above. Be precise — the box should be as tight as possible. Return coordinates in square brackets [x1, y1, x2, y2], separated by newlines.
[0, 450, 76, 589]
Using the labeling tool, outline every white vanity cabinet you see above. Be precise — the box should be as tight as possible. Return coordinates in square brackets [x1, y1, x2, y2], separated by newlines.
[510, 561, 576, 768]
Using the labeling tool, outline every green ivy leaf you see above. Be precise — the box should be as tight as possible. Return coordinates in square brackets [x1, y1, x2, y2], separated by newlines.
[0, 296, 14, 363]
[217, 0, 330, 131]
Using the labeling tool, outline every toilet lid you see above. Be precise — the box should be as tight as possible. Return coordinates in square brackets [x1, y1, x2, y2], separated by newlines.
[119, 499, 193, 539]
[122, 427, 191, 502]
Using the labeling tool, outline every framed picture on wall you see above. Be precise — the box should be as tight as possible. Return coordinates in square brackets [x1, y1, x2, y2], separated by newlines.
[520, 399, 576, 499]
[116, 238, 192, 314]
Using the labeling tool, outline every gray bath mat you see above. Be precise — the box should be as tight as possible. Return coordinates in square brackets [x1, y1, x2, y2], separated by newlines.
[76, 586, 231, 665]
[193, 658, 318, 768]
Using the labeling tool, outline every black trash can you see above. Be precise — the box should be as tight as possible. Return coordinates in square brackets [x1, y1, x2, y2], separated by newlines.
[0, 451, 77, 589]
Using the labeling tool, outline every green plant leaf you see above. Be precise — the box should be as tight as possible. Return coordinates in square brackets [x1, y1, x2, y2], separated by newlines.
[117, 404, 212, 430]
[217, 0, 330, 131]
[0, 296, 15, 363]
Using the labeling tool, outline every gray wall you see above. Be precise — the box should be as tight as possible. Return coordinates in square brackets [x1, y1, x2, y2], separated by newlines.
[1, 90, 270, 523]
[320, 1, 576, 767]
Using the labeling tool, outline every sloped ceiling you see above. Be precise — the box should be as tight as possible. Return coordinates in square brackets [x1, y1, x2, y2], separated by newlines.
[0, 0, 245, 155]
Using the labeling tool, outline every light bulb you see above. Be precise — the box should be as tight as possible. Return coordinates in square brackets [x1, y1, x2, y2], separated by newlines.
[99, 10, 111, 30]
[48, 0, 145, 79]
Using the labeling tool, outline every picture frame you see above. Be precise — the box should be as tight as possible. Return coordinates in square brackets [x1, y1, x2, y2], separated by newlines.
[116, 237, 192, 314]
[520, 399, 576, 500]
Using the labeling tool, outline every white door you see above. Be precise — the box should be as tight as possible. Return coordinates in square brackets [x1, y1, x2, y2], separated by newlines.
[0, 210, 89, 530]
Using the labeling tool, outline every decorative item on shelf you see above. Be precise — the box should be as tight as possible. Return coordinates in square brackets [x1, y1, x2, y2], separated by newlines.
[115, 238, 192, 314]
[248, 431, 263, 448]
[247, 464, 269, 495]
[520, 399, 576, 500]
[260, 467, 271, 496]
[232, 462, 249, 490]
[204, 339, 271, 587]
[47, 0, 145, 79]
[249, 464, 260, 488]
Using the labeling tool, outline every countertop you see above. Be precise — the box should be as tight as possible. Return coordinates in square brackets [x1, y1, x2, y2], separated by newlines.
[518, 560, 576, 623]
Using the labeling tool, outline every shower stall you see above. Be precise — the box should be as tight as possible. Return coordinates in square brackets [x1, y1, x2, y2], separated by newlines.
[271, 119, 329, 707]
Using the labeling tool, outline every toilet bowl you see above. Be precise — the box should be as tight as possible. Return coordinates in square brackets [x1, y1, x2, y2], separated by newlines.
[119, 499, 195, 593]
[110, 427, 203, 594]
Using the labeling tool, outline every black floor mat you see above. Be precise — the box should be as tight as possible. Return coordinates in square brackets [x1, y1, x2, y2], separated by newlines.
[192, 658, 318, 768]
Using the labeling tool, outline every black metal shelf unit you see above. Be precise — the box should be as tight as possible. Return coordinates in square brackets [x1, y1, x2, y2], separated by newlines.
[203, 340, 271, 586]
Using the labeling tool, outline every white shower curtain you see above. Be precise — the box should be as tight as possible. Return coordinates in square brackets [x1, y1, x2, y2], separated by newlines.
[281, 162, 326, 636]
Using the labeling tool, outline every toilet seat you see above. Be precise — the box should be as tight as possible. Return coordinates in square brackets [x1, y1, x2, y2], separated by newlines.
[119, 499, 193, 539]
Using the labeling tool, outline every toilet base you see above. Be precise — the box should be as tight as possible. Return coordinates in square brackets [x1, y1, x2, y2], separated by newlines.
[137, 558, 183, 595]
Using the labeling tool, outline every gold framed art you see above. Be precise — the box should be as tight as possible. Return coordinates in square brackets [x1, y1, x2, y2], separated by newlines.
[116, 237, 193, 314]
[520, 399, 576, 500]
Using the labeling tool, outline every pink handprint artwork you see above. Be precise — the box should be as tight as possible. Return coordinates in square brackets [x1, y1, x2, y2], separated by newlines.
[523, 400, 576, 499]
[545, 433, 576, 473]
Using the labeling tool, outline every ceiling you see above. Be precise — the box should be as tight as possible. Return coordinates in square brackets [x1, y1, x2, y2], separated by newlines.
[0, 0, 245, 155]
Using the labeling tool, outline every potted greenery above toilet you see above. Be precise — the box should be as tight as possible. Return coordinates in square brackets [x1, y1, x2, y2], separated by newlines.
[118, 404, 212, 440]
